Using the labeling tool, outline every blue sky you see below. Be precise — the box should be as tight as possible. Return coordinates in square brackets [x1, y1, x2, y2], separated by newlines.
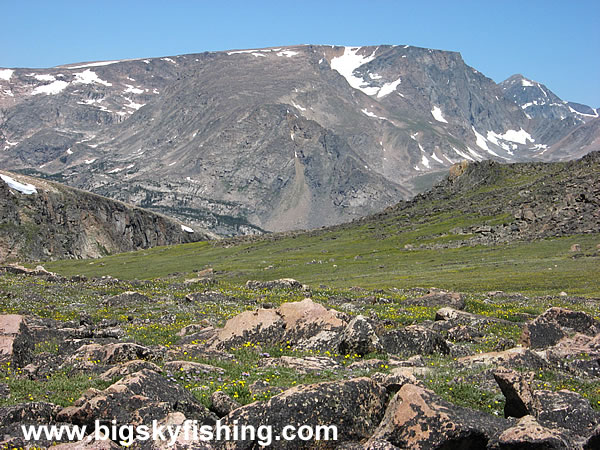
[1, 1, 598, 106]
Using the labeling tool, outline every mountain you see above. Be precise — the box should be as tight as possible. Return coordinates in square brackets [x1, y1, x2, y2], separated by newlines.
[45, 151, 600, 286]
[1, 45, 598, 235]
[500, 74, 600, 160]
[0, 170, 206, 261]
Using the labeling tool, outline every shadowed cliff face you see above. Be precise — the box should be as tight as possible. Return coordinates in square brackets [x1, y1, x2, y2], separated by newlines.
[0, 45, 597, 236]
[0, 171, 206, 261]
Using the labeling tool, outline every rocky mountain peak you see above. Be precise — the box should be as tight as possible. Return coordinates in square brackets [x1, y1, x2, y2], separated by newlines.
[1, 45, 598, 236]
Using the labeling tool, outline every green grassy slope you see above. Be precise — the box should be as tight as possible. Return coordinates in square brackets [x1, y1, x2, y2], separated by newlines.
[46, 155, 600, 296]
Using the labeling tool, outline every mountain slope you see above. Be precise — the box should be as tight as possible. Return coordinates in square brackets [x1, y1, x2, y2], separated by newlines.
[1, 45, 598, 235]
[0, 170, 207, 261]
[46, 152, 600, 295]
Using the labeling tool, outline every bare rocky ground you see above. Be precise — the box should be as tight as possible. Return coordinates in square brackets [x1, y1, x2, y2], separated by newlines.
[1, 267, 599, 449]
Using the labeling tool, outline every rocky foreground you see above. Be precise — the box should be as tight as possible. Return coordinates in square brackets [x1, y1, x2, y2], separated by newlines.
[1, 268, 599, 449]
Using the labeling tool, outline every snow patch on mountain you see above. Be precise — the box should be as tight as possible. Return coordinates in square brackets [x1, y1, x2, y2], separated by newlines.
[421, 154, 430, 168]
[34, 74, 56, 82]
[499, 129, 534, 145]
[431, 153, 444, 164]
[67, 61, 121, 69]
[361, 109, 387, 120]
[330, 47, 379, 96]
[291, 101, 306, 112]
[125, 85, 144, 94]
[73, 69, 112, 87]
[277, 50, 298, 57]
[431, 106, 448, 123]
[377, 78, 402, 98]
[31, 80, 69, 95]
[472, 127, 491, 152]
[521, 79, 534, 87]
[0, 69, 14, 81]
[568, 106, 599, 118]
[1, 174, 37, 194]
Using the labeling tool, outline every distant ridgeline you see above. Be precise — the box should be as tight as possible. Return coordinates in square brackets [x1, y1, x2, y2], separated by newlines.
[0, 170, 206, 261]
[0, 45, 598, 236]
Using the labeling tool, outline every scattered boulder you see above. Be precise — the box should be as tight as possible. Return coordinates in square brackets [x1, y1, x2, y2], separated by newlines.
[259, 356, 341, 374]
[66, 342, 161, 369]
[570, 243, 581, 252]
[338, 315, 382, 356]
[0, 402, 63, 447]
[0, 314, 33, 367]
[0, 401, 61, 428]
[458, 347, 548, 370]
[164, 360, 225, 375]
[405, 289, 466, 310]
[57, 369, 217, 426]
[102, 291, 151, 307]
[532, 389, 599, 435]
[177, 321, 212, 337]
[219, 377, 387, 449]
[371, 368, 420, 394]
[493, 367, 535, 418]
[209, 307, 284, 349]
[98, 359, 162, 381]
[488, 415, 569, 449]
[210, 391, 241, 417]
[248, 380, 284, 397]
[347, 358, 388, 371]
[520, 307, 600, 349]
[185, 290, 231, 303]
[584, 425, 600, 450]
[53, 438, 121, 449]
[544, 332, 600, 377]
[381, 325, 450, 356]
[245, 278, 305, 290]
[367, 384, 508, 448]
[209, 298, 346, 350]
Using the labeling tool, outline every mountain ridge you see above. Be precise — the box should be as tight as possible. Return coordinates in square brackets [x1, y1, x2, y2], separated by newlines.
[0, 170, 208, 261]
[1, 44, 598, 236]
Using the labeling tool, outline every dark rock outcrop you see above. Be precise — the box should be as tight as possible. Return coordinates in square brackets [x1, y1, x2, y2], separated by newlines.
[368, 383, 508, 448]
[0, 170, 206, 261]
[218, 377, 387, 449]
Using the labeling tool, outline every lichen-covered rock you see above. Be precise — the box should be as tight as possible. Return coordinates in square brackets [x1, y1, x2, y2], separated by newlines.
[99, 359, 162, 381]
[210, 298, 346, 350]
[371, 368, 421, 394]
[217, 377, 387, 449]
[532, 389, 599, 435]
[338, 315, 382, 356]
[57, 369, 217, 427]
[405, 289, 466, 310]
[165, 360, 225, 375]
[584, 425, 600, 450]
[488, 415, 569, 449]
[368, 384, 508, 448]
[210, 391, 241, 417]
[0, 314, 33, 367]
[544, 333, 600, 377]
[493, 367, 535, 418]
[53, 438, 121, 449]
[259, 355, 341, 374]
[245, 278, 305, 291]
[520, 307, 600, 349]
[458, 347, 548, 370]
[66, 342, 161, 369]
[0, 402, 64, 447]
[381, 325, 450, 356]
[103, 291, 152, 307]
[209, 308, 285, 349]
